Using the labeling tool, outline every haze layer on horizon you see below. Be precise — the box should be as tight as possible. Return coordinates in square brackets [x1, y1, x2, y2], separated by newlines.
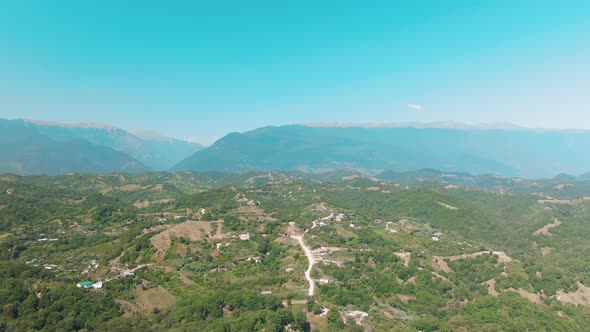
[1, 1, 589, 144]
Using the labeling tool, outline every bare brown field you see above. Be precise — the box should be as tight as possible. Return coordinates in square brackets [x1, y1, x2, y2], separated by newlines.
[507, 288, 544, 305]
[537, 197, 590, 205]
[533, 217, 561, 236]
[119, 184, 144, 191]
[149, 221, 213, 259]
[557, 282, 590, 307]
[432, 251, 517, 273]
[394, 252, 411, 267]
[135, 286, 176, 312]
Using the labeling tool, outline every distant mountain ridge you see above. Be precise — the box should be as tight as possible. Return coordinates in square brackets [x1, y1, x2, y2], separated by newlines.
[172, 125, 590, 178]
[0, 119, 149, 175]
[19, 119, 204, 171]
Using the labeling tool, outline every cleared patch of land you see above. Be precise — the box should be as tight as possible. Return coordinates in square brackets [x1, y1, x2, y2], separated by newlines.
[557, 282, 590, 307]
[394, 252, 411, 267]
[537, 197, 590, 205]
[507, 288, 544, 305]
[135, 285, 176, 312]
[482, 279, 499, 297]
[119, 184, 144, 191]
[432, 251, 517, 273]
[533, 217, 561, 236]
[436, 201, 459, 210]
[149, 221, 213, 259]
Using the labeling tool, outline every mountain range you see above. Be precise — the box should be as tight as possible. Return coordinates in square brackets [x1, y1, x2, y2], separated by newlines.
[0, 119, 203, 175]
[173, 125, 590, 178]
[2, 120, 590, 178]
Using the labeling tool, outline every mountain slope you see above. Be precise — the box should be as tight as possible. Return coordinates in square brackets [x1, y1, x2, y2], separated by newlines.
[22, 120, 203, 171]
[172, 125, 590, 178]
[0, 120, 149, 175]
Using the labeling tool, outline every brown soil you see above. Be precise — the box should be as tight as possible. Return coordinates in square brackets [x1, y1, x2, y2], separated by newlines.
[482, 279, 499, 297]
[532, 217, 561, 236]
[507, 288, 544, 305]
[135, 286, 176, 312]
[155, 199, 175, 204]
[149, 221, 213, 260]
[537, 197, 590, 205]
[151, 184, 164, 191]
[313, 202, 329, 212]
[394, 252, 411, 267]
[119, 184, 143, 191]
[557, 282, 590, 307]
[134, 200, 150, 209]
[398, 295, 416, 304]
[432, 251, 517, 273]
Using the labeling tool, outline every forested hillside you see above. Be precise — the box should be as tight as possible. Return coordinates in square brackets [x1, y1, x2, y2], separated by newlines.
[1, 171, 590, 331]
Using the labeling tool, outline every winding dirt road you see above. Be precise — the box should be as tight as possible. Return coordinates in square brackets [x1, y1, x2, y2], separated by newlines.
[291, 233, 316, 296]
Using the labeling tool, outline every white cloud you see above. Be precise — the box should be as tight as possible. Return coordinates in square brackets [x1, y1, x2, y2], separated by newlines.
[407, 103, 423, 111]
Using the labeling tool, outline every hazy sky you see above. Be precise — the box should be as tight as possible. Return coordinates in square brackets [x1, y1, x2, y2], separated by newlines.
[1, 1, 589, 144]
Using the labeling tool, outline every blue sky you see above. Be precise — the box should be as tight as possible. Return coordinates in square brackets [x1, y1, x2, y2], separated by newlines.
[1, 1, 589, 144]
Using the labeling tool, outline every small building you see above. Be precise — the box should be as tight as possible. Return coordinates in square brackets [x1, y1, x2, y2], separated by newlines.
[431, 236, 440, 242]
[260, 291, 272, 295]
[77, 281, 94, 289]
[319, 276, 332, 285]
[239, 233, 251, 241]
[92, 281, 103, 289]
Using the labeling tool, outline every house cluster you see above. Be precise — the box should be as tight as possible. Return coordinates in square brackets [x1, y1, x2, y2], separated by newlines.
[77, 267, 140, 291]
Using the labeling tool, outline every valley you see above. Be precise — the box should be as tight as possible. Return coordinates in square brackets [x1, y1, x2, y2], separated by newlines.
[2, 170, 590, 331]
